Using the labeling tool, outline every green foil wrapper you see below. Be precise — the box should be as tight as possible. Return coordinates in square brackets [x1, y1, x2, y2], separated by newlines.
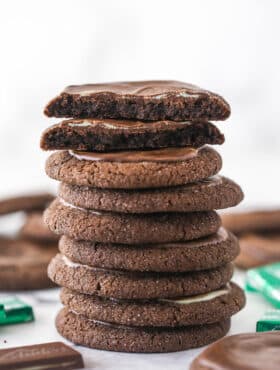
[0, 297, 34, 325]
[0, 304, 5, 322]
[257, 310, 280, 332]
[246, 262, 280, 308]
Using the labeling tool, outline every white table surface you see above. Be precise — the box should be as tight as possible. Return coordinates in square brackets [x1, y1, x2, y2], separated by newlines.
[0, 269, 272, 370]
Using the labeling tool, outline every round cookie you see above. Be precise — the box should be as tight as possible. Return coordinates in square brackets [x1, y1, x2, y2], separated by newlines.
[44, 80, 231, 121]
[41, 119, 224, 152]
[221, 209, 280, 234]
[59, 228, 239, 272]
[45, 146, 222, 189]
[190, 332, 280, 370]
[235, 232, 280, 269]
[0, 193, 53, 215]
[59, 176, 243, 214]
[19, 212, 59, 243]
[0, 236, 56, 290]
[44, 199, 221, 244]
[56, 308, 231, 353]
[60, 282, 245, 327]
[48, 253, 234, 299]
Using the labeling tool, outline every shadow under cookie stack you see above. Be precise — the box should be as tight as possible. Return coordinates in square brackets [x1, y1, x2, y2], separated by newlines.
[42, 81, 246, 353]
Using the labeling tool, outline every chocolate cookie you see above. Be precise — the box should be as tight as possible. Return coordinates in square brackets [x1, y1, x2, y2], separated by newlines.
[0, 236, 56, 290]
[44, 81, 230, 121]
[19, 212, 59, 243]
[56, 308, 231, 353]
[48, 254, 233, 299]
[59, 228, 239, 272]
[222, 210, 280, 269]
[45, 146, 222, 189]
[235, 232, 280, 269]
[59, 176, 243, 214]
[60, 282, 245, 327]
[190, 332, 280, 370]
[40, 119, 224, 152]
[221, 209, 280, 234]
[0, 193, 54, 215]
[44, 199, 221, 244]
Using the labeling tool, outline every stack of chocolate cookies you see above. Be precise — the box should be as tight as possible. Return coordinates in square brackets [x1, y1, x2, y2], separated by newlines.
[42, 81, 245, 353]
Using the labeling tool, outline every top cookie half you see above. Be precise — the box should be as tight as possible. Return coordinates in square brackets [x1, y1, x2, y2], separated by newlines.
[44, 80, 230, 121]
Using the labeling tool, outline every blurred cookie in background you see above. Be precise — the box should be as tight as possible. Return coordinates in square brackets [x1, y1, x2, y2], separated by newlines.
[0, 193, 54, 216]
[0, 236, 56, 290]
[222, 210, 280, 234]
[0, 193, 58, 290]
[222, 210, 280, 269]
[19, 211, 59, 244]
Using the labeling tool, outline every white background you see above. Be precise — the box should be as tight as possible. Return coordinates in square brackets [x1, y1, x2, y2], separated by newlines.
[0, 2, 279, 369]
[0, 0, 280, 208]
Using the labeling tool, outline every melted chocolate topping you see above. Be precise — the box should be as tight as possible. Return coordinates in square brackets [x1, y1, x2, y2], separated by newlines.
[64, 80, 202, 97]
[69, 146, 198, 163]
[66, 118, 194, 130]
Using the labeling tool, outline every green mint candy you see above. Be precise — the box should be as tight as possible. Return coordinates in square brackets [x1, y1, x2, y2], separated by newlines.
[0, 297, 34, 325]
[0, 304, 5, 321]
[246, 262, 280, 308]
[257, 310, 280, 332]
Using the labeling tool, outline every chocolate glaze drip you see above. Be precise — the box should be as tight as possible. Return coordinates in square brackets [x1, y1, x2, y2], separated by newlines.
[69, 146, 198, 163]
